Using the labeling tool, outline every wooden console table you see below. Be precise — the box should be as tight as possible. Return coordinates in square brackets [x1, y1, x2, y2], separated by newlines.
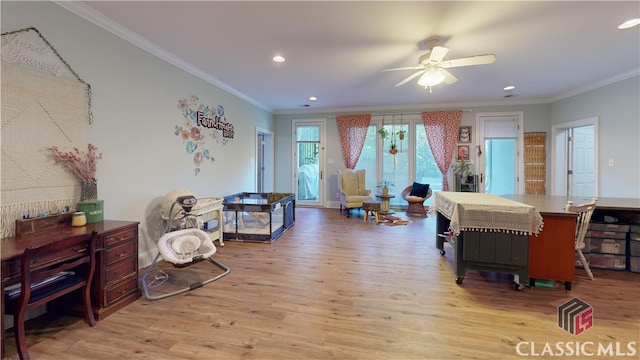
[1, 219, 140, 358]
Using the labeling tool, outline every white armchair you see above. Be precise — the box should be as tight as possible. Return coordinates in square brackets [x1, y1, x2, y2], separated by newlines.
[337, 169, 373, 217]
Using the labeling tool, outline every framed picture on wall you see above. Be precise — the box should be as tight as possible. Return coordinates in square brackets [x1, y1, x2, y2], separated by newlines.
[458, 126, 472, 143]
[457, 145, 470, 161]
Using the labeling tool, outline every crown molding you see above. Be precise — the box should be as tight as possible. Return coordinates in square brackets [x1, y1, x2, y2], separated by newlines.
[273, 69, 640, 115]
[53, 1, 272, 113]
[550, 69, 640, 103]
[272, 98, 553, 116]
[52, 1, 639, 116]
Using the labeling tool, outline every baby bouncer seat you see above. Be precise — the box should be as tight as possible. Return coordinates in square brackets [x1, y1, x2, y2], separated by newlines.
[142, 191, 230, 300]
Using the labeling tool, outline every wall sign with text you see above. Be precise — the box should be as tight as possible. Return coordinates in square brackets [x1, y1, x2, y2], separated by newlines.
[175, 95, 235, 175]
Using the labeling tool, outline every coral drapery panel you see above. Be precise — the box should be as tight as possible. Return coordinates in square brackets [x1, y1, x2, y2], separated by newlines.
[421, 110, 462, 191]
[336, 114, 371, 169]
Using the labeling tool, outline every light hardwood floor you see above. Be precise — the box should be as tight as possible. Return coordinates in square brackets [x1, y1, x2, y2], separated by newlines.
[4, 207, 639, 359]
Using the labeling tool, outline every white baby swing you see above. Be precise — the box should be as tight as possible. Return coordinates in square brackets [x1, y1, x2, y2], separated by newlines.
[142, 192, 230, 300]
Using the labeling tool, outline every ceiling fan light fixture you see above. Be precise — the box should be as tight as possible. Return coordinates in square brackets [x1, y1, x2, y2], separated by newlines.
[618, 18, 640, 29]
[417, 68, 445, 88]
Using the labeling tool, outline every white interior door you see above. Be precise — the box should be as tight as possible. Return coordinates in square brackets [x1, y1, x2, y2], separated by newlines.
[551, 117, 598, 197]
[571, 125, 596, 197]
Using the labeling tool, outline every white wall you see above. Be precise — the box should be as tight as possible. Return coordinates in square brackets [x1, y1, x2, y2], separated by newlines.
[550, 76, 640, 198]
[1, 1, 274, 265]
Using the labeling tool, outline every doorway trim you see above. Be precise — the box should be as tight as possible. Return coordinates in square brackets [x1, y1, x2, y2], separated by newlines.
[551, 117, 599, 196]
[255, 127, 274, 192]
[475, 111, 524, 194]
[292, 119, 326, 207]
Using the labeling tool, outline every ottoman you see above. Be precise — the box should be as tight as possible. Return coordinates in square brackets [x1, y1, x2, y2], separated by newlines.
[362, 200, 381, 224]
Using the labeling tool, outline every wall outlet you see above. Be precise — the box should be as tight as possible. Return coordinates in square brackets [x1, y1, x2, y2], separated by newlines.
[336, 192, 340, 199]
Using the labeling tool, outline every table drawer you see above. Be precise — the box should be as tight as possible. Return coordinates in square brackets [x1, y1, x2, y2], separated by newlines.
[30, 242, 90, 268]
[105, 259, 137, 285]
[105, 240, 136, 265]
[104, 275, 138, 306]
[104, 227, 138, 247]
[2, 258, 20, 282]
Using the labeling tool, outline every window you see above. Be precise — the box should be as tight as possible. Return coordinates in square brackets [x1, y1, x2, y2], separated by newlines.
[381, 123, 409, 206]
[355, 116, 440, 208]
[355, 126, 378, 193]
[415, 123, 442, 192]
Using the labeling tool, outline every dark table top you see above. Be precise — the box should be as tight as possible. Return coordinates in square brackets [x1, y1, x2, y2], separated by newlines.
[1, 220, 138, 261]
[501, 195, 640, 214]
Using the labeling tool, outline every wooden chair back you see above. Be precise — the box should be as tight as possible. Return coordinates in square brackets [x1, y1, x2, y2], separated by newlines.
[565, 199, 597, 250]
[566, 198, 597, 280]
[4, 231, 98, 360]
[338, 169, 369, 196]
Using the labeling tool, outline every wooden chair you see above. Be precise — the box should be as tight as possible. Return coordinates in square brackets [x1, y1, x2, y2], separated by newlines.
[401, 184, 432, 217]
[3, 231, 98, 360]
[567, 199, 597, 280]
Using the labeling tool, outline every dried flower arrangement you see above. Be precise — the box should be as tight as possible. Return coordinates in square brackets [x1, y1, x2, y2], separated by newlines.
[48, 144, 102, 184]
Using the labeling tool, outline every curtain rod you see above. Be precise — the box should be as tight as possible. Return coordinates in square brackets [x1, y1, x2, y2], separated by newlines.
[328, 109, 473, 119]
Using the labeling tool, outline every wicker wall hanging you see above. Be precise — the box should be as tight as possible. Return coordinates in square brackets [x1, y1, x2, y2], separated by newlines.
[523, 132, 547, 195]
[1, 27, 92, 238]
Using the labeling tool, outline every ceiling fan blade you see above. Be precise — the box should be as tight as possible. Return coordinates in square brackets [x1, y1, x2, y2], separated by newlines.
[381, 65, 424, 72]
[395, 70, 425, 87]
[428, 46, 449, 64]
[439, 69, 458, 85]
[439, 54, 496, 68]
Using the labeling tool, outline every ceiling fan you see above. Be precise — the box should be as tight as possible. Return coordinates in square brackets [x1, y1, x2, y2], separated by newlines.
[382, 38, 496, 91]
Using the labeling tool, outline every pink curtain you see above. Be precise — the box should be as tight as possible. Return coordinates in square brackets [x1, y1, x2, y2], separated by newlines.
[336, 114, 371, 169]
[421, 110, 462, 191]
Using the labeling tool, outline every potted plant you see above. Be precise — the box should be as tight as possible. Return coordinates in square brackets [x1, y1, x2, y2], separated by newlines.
[378, 127, 389, 139]
[451, 159, 474, 182]
[397, 129, 406, 140]
[378, 179, 395, 196]
[389, 142, 398, 154]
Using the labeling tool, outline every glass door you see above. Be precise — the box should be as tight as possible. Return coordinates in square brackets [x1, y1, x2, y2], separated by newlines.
[293, 120, 325, 207]
[380, 122, 409, 206]
[476, 112, 524, 195]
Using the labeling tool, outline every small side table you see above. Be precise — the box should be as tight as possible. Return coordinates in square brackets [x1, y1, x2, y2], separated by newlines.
[375, 194, 395, 215]
[362, 200, 381, 224]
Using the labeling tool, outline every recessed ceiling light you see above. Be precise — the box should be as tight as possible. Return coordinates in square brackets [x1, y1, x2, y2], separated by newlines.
[618, 18, 640, 29]
[273, 55, 285, 63]
[309, 96, 318, 101]
[504, 85, 516, 91]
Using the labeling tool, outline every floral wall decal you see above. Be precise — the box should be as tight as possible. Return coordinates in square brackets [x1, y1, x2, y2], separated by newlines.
[175, 95, 235, 175]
